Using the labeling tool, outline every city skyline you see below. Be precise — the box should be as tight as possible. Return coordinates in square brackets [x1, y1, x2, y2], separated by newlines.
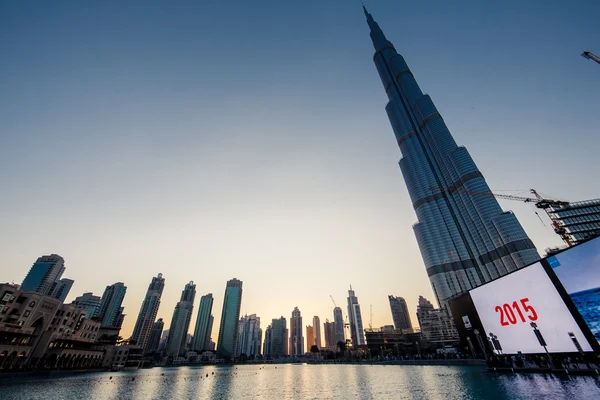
[1, 1, 599, 345]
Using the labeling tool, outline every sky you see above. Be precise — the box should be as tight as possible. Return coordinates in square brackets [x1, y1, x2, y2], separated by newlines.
[553, 238, 600, 294]
[1, 0, 599, 347]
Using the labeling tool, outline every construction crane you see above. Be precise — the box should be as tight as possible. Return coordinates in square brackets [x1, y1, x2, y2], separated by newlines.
[582, 51, 600, 65]
[431, 186, 573, 246]
[329, 295, 337, 308]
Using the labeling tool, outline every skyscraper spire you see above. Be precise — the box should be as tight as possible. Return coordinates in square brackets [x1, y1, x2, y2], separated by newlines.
[363, 7, 539, 309]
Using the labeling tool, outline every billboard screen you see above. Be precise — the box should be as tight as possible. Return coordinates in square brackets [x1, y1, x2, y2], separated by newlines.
[548, 237, 600, 345]
[470, 262, 593, 354]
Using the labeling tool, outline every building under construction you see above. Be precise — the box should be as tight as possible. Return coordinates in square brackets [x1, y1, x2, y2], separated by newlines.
[546, 199, 600, 246]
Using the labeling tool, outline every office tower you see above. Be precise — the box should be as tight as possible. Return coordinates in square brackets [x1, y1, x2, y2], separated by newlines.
[131, 273, 165, 350]
[263, 325, 272, 357]
[97, 282, 127, 328]
[21, 254, 65, 296]
[165, 281, 196, 357]
[363, 7, 539, 309]
[313, 316, 322, 348]
[72, 292, 102, 317]
[216, 278, 243, 360]
[416, 296, 458, 343]
[284, 328, 289, 356]
[333, 307, 345, 344]
[269, 317, 287, 358]
[146, 318, 164, 354]
[192, 293, 214, 352]
[388, 295, 413, 331]
[236, 314, 262, 357]
[290, 307, 304, 356]
[347, 286, 365, 347]
[306, 325, 314, 350]
[323, 320, 335, 349]
[51, 278, 73, 302]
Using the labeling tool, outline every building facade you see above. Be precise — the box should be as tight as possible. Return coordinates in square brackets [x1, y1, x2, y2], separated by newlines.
[263, 325, 272, 357]
[313, 316, 322, 348]
[333, 307, 345, 345]
[306, 325, 314, 350]
[21, 254, 67, 297]
[363, 6, 539, 309]
[97, 282, 127, 329]
[165, 281, 196, 357]
[192, 293, 214, 352]
[268, 317, 287, 358]
[416, 296, 458, 344]
[51, 279, 74, 302]
[216, 278, 243, 361]
[388, 295, 413, 332]
[347, 286, 365, 347]
[235, 314, 262, 358]
[548, 199, 600, 246]
[323, 320, 335, 350]
[131, 273, 165, 350]
[290, 307, 304, 356]
[71, 292, 101, 318]
[145, 318, 164, 355]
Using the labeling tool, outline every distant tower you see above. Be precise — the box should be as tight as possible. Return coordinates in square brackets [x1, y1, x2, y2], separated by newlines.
[51, 278, 74, 302]
[333, 307, 345, 344]
[192, 293, 214, 352]
[71, 292, 102, 317]
[362, 6, 538, 309]
[388, 295, 413, 331]
[306, 325, 314, 350]
[347, 285, 365, 347]
[216, 278, 243, 361]
[21, 254, 67, 297]
[235, 314, 262, 357]
[131, 273, 165, 350]
[269, 317, 287, 358]
[97, 282, 127, 328]
[145, 318, 164, 355]
[166, 281, 196, 357]
[290, 307, 304, 356]
[263, 325, 272, 357]
[323, 320, 335, 349]
[313, 316, 322, 348]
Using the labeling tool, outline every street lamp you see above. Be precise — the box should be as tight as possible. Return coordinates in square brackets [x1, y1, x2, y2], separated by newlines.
[530, 322, 554, 369]
[474, 329, 487, 359]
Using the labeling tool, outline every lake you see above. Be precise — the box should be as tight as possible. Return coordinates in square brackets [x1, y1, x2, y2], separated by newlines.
[2, 364, 600, 399]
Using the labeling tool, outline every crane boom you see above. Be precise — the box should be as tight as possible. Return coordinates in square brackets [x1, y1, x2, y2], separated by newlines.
[330, 295, 337, 308]
[582, 51, 600, 65]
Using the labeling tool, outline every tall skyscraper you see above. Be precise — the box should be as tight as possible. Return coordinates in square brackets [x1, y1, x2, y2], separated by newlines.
[290, 307, 304, 356]
[363, 7, 539, 309]
[263, 325, 272, 357]
[388, 295, 413, 331]
[313, 316, 322, 349]
[192, 293, 214, 352]
[333, 307, 345, 344]
[51, 278, 73, 302]
[347, 286, 365, 347]
[306, 325, 314, 350]
[216, 278, 243, 360]
[269, 317, 287, 358]
[21, 254, 66, 296]
[235, 314, 262, 357]
[72, 292, 101, 318]
[131, 273, 165, 350]
[166, 281, 196, 357]
[97, 282, 127, 328]
[416, 295, 458, 343]
[146, 318, 164, 355]
[323, 320, 335, 349]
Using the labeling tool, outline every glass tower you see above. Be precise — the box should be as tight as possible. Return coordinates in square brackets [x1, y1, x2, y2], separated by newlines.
[166, 281, 196, 357]
[346, 286, 365, 347]
[216, 278, 243, 361]
[363, 7, 539, 308]
[388, 295, 413, 331]
[333, 307, 345, 344]
[192, 293, 214, 352]
[21, 254, 65, 296]
[131, 273, 165, 350]
[97, 282, 127, 328]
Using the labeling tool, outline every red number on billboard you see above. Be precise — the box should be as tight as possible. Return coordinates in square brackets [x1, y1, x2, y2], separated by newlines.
[495, 298, 538, 326]
[495, 305, 509, 326]
[520, 298, 538, 321]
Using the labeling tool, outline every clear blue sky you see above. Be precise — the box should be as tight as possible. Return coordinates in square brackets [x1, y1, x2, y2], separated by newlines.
[1, 1, 599, 340]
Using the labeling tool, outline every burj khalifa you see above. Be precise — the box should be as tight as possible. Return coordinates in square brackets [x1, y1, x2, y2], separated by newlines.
[363, 7, 539, 308]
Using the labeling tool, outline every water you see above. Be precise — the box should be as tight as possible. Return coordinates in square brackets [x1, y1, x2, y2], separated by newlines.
[570, 287, 600, 342]
[2, 364, 600, 399]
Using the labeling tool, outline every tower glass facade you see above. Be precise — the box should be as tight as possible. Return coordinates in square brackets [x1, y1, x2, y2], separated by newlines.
[333, 307, 345, 344]
[192, 293, 214, 352]
[388, 295, 413, 331]
[131, 273, 165, 350]
[21, 254, 65, 296]
[97, 282, 127, 328]
[290, 307, 304, 356]
[347, 286, 365, 347]
[166, 281, 196, 357]
[313, 316, 322, 348]
[216, 278, 243, 360]
[363, 7, 539, 308]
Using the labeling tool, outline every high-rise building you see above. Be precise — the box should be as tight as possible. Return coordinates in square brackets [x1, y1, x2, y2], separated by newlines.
[235, 314, 262, 357]
[269, 317, 287, 358]
[165, 281, 196, 357]
[416, 296, 458, 344]
[347, 286, 365, 347]
[388, 295, 413, 331]
[290, 307, 304, 356]
[216, 278, 243, 361]
[363, 6, 539, 309]
[131, 273, 165, 350]
[51, 278, 74, 302]
[323, 320, 335, 349]
[313, 316, 322, 349]
[306, 325, 314, 350]
[333, 307, 345, 345]
[97, 282, 127, 328]
[146, 318, 164, 355]
[192, 293, 214, 352]
[21, 254, 66, 296]
[263, 325, 272, 357]
[72, 292, 102, 318]
[547, 199, 600, 246]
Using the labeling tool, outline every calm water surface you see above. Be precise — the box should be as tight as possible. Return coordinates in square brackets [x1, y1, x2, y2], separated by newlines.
[2, 364, 600, 399]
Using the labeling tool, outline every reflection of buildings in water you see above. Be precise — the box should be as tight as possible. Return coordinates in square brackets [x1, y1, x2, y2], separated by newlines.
[569, 287, 600, 341]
